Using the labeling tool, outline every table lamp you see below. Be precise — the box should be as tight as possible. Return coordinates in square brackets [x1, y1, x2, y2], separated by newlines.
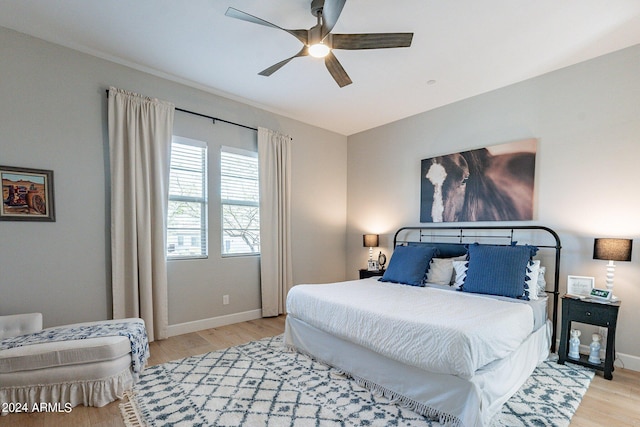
[593, 238, 633, 295]
[363, 234, 379, 263]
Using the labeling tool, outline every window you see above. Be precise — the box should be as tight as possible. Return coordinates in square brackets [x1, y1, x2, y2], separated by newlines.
[167, 136, 208, 259]
[221, 147, 260, 256]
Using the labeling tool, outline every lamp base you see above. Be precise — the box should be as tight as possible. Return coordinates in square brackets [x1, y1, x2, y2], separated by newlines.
[605, 260, 616, 290]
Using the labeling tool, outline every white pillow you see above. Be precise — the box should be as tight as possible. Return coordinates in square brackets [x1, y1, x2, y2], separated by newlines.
[525, 260, 540, 300]
[537, 266, 547, 296]
[426, 258, 455, 285]
[452, 260, 467, 289]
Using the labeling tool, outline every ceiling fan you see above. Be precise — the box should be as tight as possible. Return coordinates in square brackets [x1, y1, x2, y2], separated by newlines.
[225, 0, 413, 87]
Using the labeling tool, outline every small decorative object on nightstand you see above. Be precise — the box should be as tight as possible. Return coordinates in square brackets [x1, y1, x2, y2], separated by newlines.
[568, 329, 581, 360]
[377, 251, 387, 270]
[558, 295, 620, 380]
[359, 269, 384, 279]
[589, 333, 602, 364]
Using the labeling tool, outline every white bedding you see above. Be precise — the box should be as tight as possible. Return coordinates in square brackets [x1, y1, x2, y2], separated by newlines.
[286, 278, 535, 379]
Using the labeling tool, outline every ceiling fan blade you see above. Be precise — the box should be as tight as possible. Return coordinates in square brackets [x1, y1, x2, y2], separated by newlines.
[259, 46, 309, 76]
[331, 33, 414, 50]
[324, 51, 352, 87]
[225, 7, 308, 44]
[320, 0, 346, 38]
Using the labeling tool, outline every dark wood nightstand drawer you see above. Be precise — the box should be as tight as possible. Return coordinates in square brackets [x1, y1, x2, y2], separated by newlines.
[566, 299, 617, 327]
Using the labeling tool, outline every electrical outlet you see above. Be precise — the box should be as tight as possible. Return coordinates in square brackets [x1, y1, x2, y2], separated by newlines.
[223, 295, 229, 305]
[598, 327, 608, 341]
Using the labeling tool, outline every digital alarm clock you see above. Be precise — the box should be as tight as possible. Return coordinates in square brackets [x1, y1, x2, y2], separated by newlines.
[589, 288, 613, 301]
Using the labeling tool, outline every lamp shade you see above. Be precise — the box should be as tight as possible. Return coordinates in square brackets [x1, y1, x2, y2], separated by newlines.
[363, 234, 379, 248]
[593, 238, 633, 262]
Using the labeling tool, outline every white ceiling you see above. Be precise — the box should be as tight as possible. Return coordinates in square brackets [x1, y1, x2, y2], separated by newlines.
[2, 0, 640, 135]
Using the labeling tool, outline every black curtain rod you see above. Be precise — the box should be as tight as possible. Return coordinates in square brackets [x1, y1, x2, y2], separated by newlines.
[175, 107, 257, 132]
[105, 89, 257, 132]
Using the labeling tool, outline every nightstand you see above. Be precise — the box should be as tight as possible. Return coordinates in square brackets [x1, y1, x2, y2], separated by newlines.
[558, 295, 620, 380]
[359, 269, 384, 279]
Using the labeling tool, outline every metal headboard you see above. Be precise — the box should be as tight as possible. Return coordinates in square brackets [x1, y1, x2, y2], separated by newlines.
[393, 225, 562, 352]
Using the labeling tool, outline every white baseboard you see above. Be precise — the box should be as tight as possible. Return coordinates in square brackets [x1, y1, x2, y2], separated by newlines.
[166, 309, 263, 337]
[617, 352, 640, 372]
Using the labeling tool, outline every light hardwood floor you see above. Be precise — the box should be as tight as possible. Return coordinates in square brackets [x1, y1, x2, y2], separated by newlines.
[3, 315, 639, 426]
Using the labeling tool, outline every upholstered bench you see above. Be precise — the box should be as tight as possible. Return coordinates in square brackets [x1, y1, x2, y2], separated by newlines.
[0, 313, 149, 413]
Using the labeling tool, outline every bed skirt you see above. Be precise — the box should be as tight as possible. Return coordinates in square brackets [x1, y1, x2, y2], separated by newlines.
[0, 356, 133, 413]
[285, 315, 551, 427]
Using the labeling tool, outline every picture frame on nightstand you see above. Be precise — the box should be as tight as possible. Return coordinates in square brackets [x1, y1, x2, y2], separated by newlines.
[567, 275, 595, 297]
[367, 259, 380, 271]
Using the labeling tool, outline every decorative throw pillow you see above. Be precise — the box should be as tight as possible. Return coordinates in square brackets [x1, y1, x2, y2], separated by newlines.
[525, 260, 540, 300]
[426, 258, 455, 285]
[537, 266, 547, 296]
[462, 244, 538, 299]
[451, 260, 468, 289]
[379, 245, 437, 286]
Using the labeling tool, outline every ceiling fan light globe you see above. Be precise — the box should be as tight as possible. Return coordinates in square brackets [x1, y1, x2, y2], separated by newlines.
[309, 43, 331, 58]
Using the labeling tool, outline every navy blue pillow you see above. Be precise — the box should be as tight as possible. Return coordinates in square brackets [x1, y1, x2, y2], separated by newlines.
[461, 244, 538, 299]
[379, 245, 437, 286]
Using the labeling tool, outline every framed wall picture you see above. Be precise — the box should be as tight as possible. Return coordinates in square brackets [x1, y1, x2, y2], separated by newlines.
[420, 138, 537, 222]
[566, 275, 595, 296]
[1, 166, 55, 222]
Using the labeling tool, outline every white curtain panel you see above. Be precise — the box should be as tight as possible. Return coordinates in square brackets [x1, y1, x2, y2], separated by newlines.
[258, 127, 293, 317]
[108, 87, 174, 341]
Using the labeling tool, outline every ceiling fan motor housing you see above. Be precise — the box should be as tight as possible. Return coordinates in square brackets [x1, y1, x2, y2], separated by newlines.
[311, 0, 325, 17]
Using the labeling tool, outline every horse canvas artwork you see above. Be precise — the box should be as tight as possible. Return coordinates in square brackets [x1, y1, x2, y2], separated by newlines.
[420, 139, 537, 222]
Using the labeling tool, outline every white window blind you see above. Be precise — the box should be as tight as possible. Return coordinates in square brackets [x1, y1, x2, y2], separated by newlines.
[221, 147, 260, 256]
[167, 136, 208, 259]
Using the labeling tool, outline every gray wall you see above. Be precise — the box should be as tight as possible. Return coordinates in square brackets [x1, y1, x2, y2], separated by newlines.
[347, 45, 640, 368]
[0, 27, 347, 329]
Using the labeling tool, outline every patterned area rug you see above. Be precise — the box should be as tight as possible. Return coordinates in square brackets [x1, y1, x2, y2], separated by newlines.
[120, 335, 594, 427]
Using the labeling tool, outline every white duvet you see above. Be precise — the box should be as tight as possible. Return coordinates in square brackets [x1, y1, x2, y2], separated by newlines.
[286, 278, 535, 379]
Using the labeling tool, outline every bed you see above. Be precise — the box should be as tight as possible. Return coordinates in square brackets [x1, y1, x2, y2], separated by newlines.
[284, 225, 561, 427]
